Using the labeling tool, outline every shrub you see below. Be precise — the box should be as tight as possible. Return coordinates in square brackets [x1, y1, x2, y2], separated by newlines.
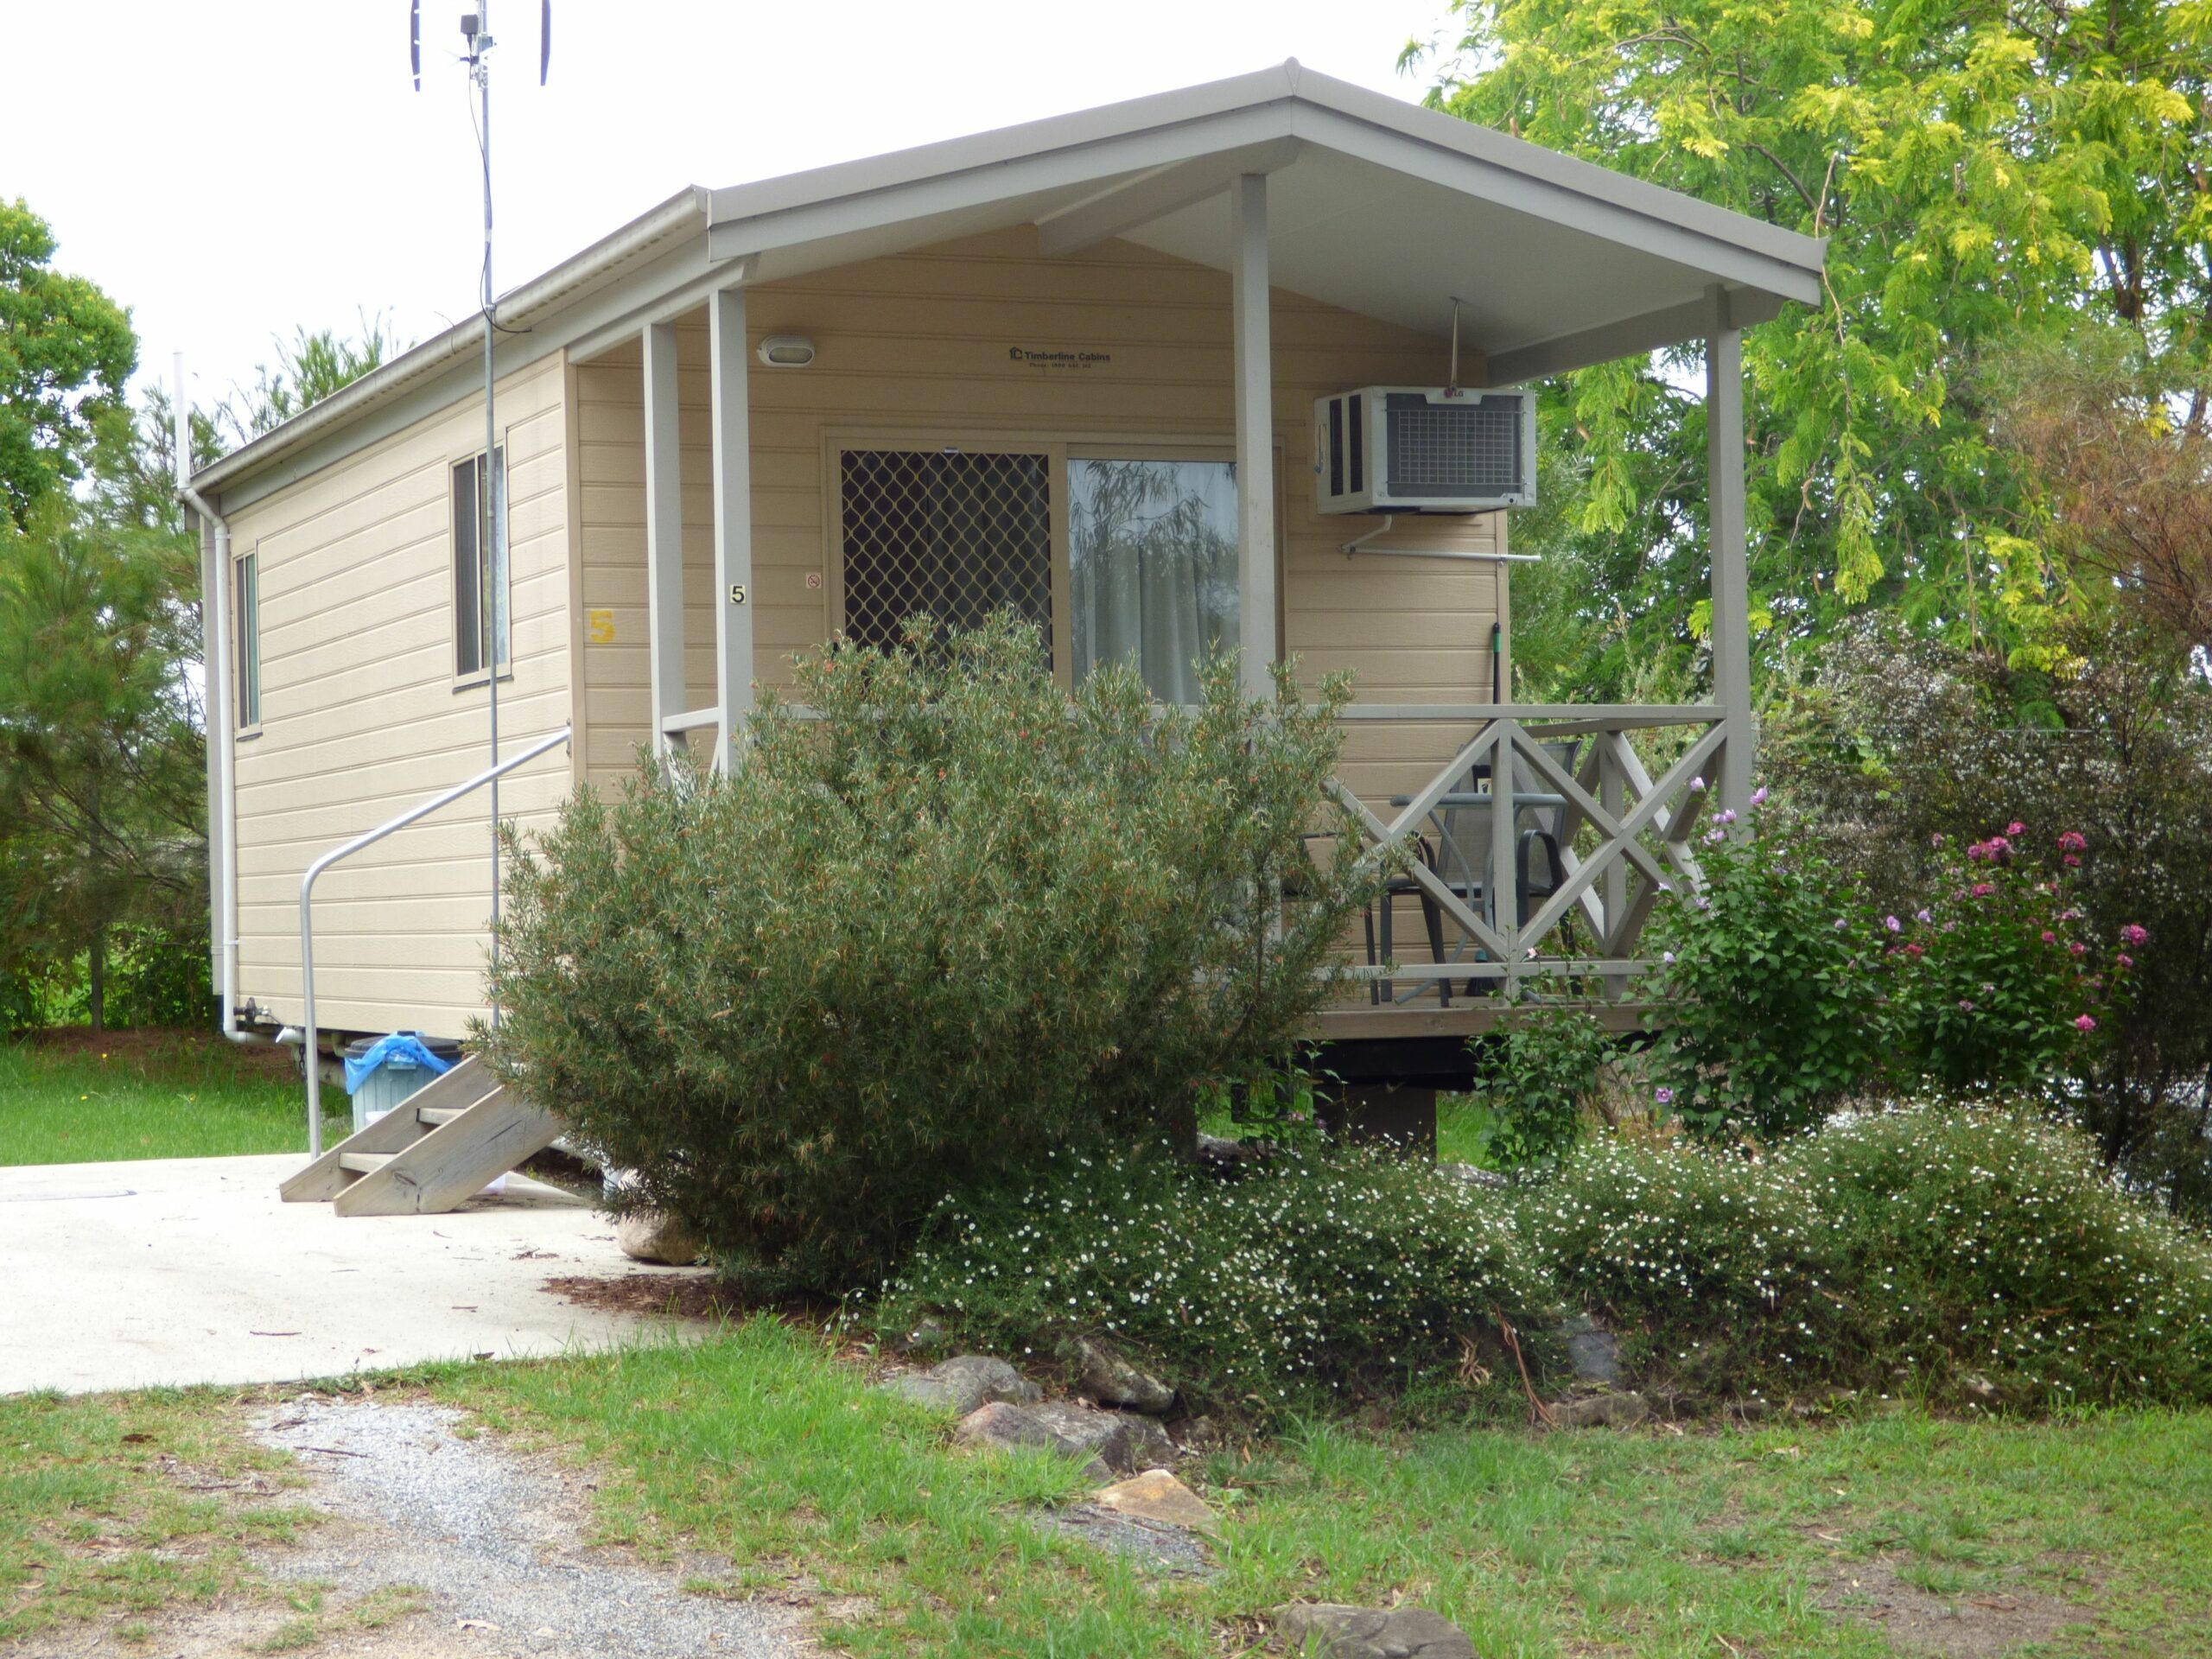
[480, 618, 1372, 1295]
[1769, 613, 2212, 1214]
[1801, 1108, 2212, 1408]
[1643, 809, 1887, 1141]
[1459, 995, 1616, 1170]
[882, 1143, 1550, 1413]
[1519, 1108, 2212, 1408]
[1882, 828, 2126, 1096]
[1516, 1135, 1850, 1397]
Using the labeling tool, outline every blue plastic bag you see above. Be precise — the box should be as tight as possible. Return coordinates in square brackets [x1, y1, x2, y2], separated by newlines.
[343, 1031, 455, 1096]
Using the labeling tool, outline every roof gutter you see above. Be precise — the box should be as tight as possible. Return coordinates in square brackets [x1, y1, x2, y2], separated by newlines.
[192, 186, 711, 499]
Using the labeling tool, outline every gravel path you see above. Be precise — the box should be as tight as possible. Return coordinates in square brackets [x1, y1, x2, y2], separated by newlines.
[245, 1399, 808, 1659]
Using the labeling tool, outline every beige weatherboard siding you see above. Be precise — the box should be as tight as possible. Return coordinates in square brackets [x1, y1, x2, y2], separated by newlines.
[574, 226, 1507, 801]
[226, 354, 575, 1038]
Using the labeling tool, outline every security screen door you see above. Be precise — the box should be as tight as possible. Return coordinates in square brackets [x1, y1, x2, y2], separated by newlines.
[837, 448, 1054, 663]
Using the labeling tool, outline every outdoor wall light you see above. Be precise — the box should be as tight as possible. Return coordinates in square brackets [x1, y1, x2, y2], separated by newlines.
[757, 334, 817, 367]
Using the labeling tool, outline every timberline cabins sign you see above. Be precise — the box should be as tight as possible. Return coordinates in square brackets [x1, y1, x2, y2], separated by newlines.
[1008, 346, 1111, 370]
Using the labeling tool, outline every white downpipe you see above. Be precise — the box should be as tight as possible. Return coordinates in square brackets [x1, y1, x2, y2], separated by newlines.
[174, 354, 245, 1044]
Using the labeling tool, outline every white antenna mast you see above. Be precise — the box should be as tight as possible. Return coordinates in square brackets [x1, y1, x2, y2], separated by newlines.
[412, 0, 550, 1025]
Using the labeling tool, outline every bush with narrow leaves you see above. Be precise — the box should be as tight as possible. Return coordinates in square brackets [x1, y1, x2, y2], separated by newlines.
[478, 618, 1371, 1295]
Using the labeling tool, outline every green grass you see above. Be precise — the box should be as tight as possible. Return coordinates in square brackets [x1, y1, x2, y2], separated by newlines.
[440, 1320, 2212, 1658]
[0, 1388, 318, 1647]
[10, 1332, 2209, 1656]
[0, 1031, 344, 1166]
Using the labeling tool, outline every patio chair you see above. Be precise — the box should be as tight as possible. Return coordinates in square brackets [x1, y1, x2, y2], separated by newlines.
[1367, 739, 1580, 1005]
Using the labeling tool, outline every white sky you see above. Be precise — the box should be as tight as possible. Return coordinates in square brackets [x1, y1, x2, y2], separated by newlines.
[11, 0, 1460, 417]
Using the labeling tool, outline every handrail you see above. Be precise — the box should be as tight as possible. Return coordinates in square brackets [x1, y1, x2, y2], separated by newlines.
[296, 726, 573, 1157]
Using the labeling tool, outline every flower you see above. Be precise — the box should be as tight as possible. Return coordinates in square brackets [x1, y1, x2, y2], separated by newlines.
[1959, 998, 1976, 1012]
[1705, 828, 1726, 843]
[2057, 830, 2087, 853]
[2121, 924, 2149, 946]
[1654, 1086, 1675, 1106]
[2063, 854, 2082, 868]
[1971, 882, 1996, 898]
[2069, 942, 2088, 957]
[2007, 820, 2025, 836]
[1885, 915, 1903, 933]
[1750, 786, 1769, 807]
[2041, 931, 2056, 944]
[1662, 950, 1676, 964]
[2075, 1014, 2098, 1033]
[1931, 833, 1946, 849]
[1916, 908, 1933, 924]
[1833, 918, 1848, 931]
[1904, 943, 1924, 958]
[2117, 953, 2133, 970]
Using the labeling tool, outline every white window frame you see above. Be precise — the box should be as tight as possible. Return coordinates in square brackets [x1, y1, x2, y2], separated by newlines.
[452, 444, 510, 684]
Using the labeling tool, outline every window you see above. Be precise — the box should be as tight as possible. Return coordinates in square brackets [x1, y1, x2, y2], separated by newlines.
[233, 549, 260, 728]
[1068, 456, 1238, 703]
[452, 447, 508, 678]
[837, 448, 1052, 659]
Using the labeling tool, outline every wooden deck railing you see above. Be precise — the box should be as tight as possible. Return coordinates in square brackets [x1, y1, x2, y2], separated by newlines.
[1324, 703, 1727, 1007]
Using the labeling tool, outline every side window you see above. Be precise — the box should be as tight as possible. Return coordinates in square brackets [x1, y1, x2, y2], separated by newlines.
[233, 549, 261, 728]
[452, 447, 508, 677]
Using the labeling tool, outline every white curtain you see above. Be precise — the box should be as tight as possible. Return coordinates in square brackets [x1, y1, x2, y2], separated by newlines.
[1069, 459, 1239, 703]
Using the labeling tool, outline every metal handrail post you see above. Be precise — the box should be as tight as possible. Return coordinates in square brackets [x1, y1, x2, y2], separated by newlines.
[297, 726, 572, 1157]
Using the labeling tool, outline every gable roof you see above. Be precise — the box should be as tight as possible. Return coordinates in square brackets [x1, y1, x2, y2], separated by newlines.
[195, 61, 1822, 500]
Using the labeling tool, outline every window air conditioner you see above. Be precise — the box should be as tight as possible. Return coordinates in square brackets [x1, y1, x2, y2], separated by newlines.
[1312, 386, 1536, 514]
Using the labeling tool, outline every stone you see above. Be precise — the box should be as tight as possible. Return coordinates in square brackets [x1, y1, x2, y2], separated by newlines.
[1031, 1503, 1217, 1579]
[889, 1317, 947, 1356]
[1092, 1469, 1217, 1532]
[879, 1354, 1039, 1416]
[1436, 1160, 1508, 1191]
[1030, 1399, 1177, 1476]
[953, 1403, 1112, 1482]
[1548, 1390, 1648, 1429]
[1560, 1313, 1621, 1388]
[1070, 1337, 1175, 1414]
[1273, 1602, 1477, 1659]
[613, 1209, 702, 1265]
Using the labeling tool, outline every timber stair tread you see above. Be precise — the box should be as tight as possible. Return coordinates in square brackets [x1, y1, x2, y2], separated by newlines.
[279, 1055, 571, 1216]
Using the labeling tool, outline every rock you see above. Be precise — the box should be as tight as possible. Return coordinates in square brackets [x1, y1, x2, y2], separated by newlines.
[1071, 1338, 1175, 1414]
[954, 1403, 1112, 1482]
[889, 1317, 947, 1357]
[1961, 1372, 2000, 1403]
[1092, 1469, 1217, 1532]
[1273, 1603, 1477, 1659]
[1029, 1503, 1217, 1579]
[1548, 1390, 1648, 1429]
[878, 1354, 1039, 1416]
[1560, 1314, 1621, 1388]
[614, 1209, 703, 1265]
[1436, 1160, 1508, 1191]
[1030, 1399, 1176, 1476]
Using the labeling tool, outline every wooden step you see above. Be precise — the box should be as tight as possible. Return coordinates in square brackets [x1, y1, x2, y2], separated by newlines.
[337, 1153, 393, 1173]
[281, 1057, 501, 1203]
[333, 1084, 565, 1217]
[416, 1106, 461, 1126]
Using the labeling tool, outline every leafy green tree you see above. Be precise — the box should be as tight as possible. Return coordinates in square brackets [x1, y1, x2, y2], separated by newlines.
[1423, 0, 2211, 693]
[0, 200, 135, 527]
[0, 486, 205, 1029]
[213, 313, 396, 452]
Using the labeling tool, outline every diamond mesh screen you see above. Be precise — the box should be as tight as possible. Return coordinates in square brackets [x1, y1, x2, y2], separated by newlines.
[1384, 395, 1524, 496]
[840, 449, 1052, 659]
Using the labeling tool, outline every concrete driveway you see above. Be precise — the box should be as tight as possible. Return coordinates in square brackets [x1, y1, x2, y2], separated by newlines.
[0, 1154, 697, 1395]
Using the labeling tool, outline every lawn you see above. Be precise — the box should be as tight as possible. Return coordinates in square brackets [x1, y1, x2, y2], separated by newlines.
[444, 1323, 2212, 1659]
[9, 1327, 2210, 1656]
[0, 1029, 345, 1166]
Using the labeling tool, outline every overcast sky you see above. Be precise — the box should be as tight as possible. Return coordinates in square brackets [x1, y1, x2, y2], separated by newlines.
[13, 1, 1461, 420]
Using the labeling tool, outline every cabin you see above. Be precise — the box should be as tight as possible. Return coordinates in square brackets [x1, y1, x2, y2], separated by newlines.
[185, 61, 1825, 1138]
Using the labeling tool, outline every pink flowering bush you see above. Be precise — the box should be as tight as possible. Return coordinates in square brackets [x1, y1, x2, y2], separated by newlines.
[1883, 826, 2133, 1095]
[1646, 801, 2137, 1140]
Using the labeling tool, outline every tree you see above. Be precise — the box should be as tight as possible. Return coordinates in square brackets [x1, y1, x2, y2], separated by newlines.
[1422, 0, 2212, 695]
[0, 200, 135, 527]
[213, 313, 396, 453]
[0, 484, 205, 1029]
